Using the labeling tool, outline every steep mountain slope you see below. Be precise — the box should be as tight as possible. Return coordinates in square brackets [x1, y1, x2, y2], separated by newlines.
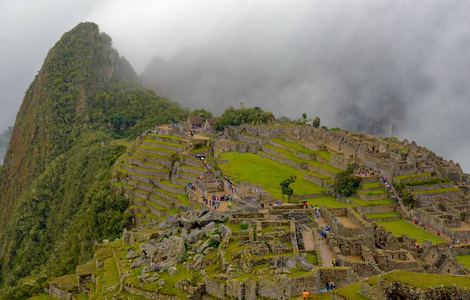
[0, 22, 188, 298]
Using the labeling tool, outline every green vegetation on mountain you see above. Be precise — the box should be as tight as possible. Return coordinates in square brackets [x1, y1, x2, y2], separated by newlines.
[214, 106, 275, 130]
[0, 22, 190, 298]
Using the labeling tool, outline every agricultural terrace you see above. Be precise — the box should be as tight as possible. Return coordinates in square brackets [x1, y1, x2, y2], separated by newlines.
[219, 152, 325, 199]
[377, 220, 447, 244]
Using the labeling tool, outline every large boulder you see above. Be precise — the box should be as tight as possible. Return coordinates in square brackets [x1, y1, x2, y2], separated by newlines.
[152, 236, 185, 264]
[197, 210, 229, 226]
[187, 229, 206, 243]
[219, 224, 232, 239]
[159, 214, 180, 229]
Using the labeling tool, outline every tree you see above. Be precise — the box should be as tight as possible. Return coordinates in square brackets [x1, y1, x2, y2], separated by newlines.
[333, 164, 362, 196]
[312, 117, 321, 128]
[302, 113, 308, 124]
[280, 175, 297, 201]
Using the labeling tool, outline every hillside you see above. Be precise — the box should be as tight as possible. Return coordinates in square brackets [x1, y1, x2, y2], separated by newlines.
[40, 124, 470, 300]
[0, 22, 190, 298]
[0, 127, 12, 163]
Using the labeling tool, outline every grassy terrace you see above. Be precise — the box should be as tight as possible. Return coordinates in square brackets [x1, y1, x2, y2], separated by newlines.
[219, 152, 325, 199]
[394, 172, 431, 180]
[348, 197, 392, 206]
[382, 270, 470, 289]
[271, 138, 331, 161]
[357, 189, 388, 195]
[456, 254, 470, 270]
[366, 212, 400, 219]
[305, 196, 354, 208]
[362, 182, 382, 189]
[154, 133, 187, 142]
[377, 220, 446, 244]
[412, 187, 459, 194]
[146, 138, 185, 148]
[264, 143, 339, 173]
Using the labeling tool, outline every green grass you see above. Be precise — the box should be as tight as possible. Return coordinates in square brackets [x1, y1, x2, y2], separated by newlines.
[306, 252, 318, 265]
[154, 134, 186, 142]
[219, 152, 325, 199]
[271, 138, 331, 161]
[333, 281, 368, 300]
[111, 138, 132, 148]
[456, 254, 470, 270]
[377, 220, 446, 244]
[357, 189, 388, 195]
[362, 182, 382, 188]
[382, 270, 470, 289]
[50, 274, 78, 292]
[412, 187, 460, 194]
[305, 196, 354, 208]
[348, 197, 392, 207]
[394, 172, 431, 180]
[307, 160, 340, 174]
[76, 260, 95, 276]
[365, 275, 379, 286]
[366, 212, 399, 219]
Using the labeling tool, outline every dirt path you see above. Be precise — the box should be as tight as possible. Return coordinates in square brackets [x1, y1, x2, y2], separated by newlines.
[302, 229, 316, 251]
[316, 216, 335, 266]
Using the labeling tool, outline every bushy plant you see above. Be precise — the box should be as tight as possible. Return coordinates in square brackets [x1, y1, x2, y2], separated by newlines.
[333, 164, 362, 196]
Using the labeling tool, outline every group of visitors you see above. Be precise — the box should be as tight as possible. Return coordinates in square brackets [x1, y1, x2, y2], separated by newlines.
[320, 226, 331, 239]
[355, 167, 380, 177]
[331, 258, 340, 267]
[187, 183, 196, 191]
[203, 193, 232, 210]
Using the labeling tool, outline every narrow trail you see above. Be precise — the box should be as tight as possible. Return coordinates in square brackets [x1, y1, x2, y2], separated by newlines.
[316, 216, 335, 267]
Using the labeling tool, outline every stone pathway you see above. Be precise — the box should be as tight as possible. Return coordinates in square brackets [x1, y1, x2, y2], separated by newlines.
[316, 216, 335, 267]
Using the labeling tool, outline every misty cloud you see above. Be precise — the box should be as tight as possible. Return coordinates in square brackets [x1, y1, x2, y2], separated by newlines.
[1, 0, 469, 171]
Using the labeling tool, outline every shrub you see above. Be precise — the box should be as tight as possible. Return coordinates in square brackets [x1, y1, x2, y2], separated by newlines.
[333, 164, 362, 196]
[209, 240, 220, 248]
[239, 223, 249, 230]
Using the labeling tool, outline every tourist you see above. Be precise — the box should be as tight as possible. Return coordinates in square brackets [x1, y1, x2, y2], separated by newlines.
[437, 230, 440, 236]
[302, 289, 309, 299]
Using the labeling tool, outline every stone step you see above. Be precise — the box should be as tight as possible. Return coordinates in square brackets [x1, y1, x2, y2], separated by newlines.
[143, 139, 185, 152]
[140, 144, 174, 158]
[149, 193, 175, 209]
[150, 134, 188, 145]
[134, 150, 173, 168]
[154, 180, 186, 195]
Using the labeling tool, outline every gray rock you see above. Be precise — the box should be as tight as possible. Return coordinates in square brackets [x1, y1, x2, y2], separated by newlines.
[197, 210, 229, 226]
[203, 247, 215, 254]
[196, 239, 210, 253]
[131, 257, 150, 268]
[202, 221, 216, 233]
[168, 266, 178, 275]
[187, 229, 206, 243]
[139, 243, 157, 258]
[219, 224, 232, 239]
[295, 256, 315, 271]
[187, 254, 208, 271]
[151, 236, 185, 270]
[158, 214, 180, 229]
[126, 250, 138, 259]
[210, 234, 221, 243]
[269, 256, 298, 270]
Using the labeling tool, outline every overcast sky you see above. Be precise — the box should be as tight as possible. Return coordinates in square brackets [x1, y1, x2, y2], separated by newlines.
[0, 0, 469, 172]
